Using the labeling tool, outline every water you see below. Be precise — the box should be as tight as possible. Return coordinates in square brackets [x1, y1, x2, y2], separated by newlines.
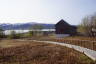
[4, 29, 55, 35]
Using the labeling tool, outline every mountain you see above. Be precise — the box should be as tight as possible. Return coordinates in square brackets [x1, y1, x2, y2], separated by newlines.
[0, 22, 55, 30]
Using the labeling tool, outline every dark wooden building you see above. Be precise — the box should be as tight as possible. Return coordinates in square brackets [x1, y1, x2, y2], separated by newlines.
[55, 19, 77, 36]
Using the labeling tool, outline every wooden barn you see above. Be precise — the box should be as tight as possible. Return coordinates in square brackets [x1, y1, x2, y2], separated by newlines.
[55, 19, 77, 37]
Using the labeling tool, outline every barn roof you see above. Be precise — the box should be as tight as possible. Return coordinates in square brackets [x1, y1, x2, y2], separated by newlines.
[55, 19, 70, 26]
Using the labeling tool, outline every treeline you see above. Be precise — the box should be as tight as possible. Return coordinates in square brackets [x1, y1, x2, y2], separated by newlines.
[0, 30, 22, 39]
[0, 24, 44, 39]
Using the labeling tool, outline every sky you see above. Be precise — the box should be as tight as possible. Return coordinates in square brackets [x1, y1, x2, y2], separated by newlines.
[0, 0, 96, 25]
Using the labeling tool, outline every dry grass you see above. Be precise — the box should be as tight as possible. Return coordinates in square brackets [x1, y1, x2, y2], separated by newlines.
[28, 36, 96, 50]
[0, 40, 30, 48]
[61, 36, 96, 41]
[0, 40, 95, 64]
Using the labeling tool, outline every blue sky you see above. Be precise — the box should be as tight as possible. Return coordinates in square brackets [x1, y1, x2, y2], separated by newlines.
[0, 0, 96, 25]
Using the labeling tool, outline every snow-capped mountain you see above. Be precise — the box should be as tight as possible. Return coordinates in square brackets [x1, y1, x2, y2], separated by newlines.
[0, 22, 55, 30]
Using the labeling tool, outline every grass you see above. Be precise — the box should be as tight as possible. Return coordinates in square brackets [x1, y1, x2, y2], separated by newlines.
[79, 54, 95, 64]
[0, 40, 30, 48]
[28, 36, 96, 50]
[0, 39, 95, 64]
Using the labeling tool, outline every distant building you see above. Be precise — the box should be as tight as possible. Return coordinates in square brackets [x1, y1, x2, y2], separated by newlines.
[55, 19, 77, 37]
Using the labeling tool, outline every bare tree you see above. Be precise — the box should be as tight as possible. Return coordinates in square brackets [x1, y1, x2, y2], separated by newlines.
[78, 14, 96, 37]
[30, 24, 44, 36]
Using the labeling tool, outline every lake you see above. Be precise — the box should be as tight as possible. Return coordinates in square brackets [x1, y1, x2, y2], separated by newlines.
[4, 29, 55, 35]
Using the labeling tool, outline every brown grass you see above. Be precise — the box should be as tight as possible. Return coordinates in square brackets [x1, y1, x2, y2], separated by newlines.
[0, 40, 95, 64]
[28, 36, 96, 51]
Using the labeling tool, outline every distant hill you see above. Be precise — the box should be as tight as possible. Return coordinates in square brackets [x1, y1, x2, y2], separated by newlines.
[0, 22, 55, 30]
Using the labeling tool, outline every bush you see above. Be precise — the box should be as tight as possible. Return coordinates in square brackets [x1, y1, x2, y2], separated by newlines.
[0, 28, 5, 38]
[8, 31, 21, 39]
[28, 31, 34, 37]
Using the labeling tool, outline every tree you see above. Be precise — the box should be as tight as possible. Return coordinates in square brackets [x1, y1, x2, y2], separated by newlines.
[78, 14, 96, 37]
[0, 27, 5, 38]
[28, 31, 34, 37]
[29, 24, 44, 36]
[8, 30, 21, 39]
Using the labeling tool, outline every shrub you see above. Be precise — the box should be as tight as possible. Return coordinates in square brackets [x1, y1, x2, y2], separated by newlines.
[8, 31, 21, 39]
[0, 28, 5, 38]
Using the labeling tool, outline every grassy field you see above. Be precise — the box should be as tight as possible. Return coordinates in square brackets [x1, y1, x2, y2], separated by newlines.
[0, 39, 95, 64]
